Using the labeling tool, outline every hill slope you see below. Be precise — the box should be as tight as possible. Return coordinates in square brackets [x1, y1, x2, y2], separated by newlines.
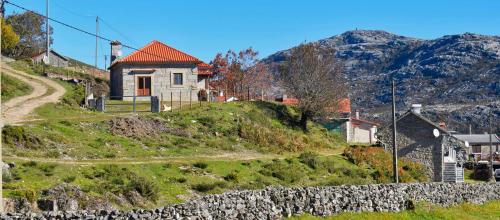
[263, 30, 500, 133]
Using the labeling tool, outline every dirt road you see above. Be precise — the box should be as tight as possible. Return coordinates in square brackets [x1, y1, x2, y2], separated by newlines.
[1, 63, 66, 126]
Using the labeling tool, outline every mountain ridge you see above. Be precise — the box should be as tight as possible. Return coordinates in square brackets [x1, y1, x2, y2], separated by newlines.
[262, 30, 500, 133]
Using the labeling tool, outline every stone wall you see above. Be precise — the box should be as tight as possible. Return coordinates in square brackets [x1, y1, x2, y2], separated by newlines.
[3, 182, 499, 219]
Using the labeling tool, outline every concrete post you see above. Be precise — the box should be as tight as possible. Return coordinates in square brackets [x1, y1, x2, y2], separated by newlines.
[151, 96, 160, 113]
[96, 95, 105, 112]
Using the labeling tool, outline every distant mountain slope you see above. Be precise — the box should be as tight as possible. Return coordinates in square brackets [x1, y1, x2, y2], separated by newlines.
[263, 30, 500, 133]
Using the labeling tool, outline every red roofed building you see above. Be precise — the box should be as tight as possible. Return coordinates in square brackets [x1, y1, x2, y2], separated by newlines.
[109, 40, 213, 101]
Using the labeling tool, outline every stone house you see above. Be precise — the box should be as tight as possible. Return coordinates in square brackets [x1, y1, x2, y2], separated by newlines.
[453, 133, 500, 161]
[109, 40, 212, 101]
[377, 104, 467, 182]
[32, 49, 69, 67]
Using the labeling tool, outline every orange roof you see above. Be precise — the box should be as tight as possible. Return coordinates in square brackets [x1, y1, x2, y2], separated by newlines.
[111, 40, 201, 67]
[197, 62, 214, 75]
[338, 98, 351, 113]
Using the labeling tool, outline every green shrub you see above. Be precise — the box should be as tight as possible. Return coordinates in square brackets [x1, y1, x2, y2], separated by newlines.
[128, 175, 160, 201]
[224, 171, 240, 183]
[299, 152, 320, 169]
[191, 181, 227, 192]
[176, 177, 187, 183]
[193, 162, 208, 169]
[62, 176, 76, 183]
[23, 161, 38, 167]
[261, 160, 305, 184]
[2, 125, 42, 149]
[12, 188, 38, 203]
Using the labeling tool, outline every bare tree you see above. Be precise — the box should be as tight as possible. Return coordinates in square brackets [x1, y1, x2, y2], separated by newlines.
[279, 43, 346, 131]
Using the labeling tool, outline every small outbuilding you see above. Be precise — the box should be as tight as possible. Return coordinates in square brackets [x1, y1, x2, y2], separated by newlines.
[32, 50, 69, 67]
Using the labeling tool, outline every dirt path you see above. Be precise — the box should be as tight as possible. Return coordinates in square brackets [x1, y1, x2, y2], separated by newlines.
[3, 150, 343, 165]
[1, 63, 66, 126]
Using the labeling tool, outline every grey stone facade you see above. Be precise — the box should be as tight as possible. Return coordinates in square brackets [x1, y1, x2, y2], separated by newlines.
[109, 63, 199, 101]
[3, 183, 499, 219]
[377, 111, 466, 182]
[32, 50, 69, 68]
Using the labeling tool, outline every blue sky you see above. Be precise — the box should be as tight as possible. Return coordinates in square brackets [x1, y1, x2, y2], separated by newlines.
[5, 0, 500, 69]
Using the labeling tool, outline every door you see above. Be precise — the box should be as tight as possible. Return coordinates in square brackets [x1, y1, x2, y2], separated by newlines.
[137, 76, 151, 96]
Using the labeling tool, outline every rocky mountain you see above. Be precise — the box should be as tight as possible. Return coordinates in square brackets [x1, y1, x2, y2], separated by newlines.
[263, 30, 500, 133]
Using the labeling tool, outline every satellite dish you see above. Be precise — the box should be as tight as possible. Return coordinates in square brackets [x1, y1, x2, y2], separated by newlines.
[42, 55, 49, 64]
[433, 129, 440, 138]
[464, 141, 469, 147]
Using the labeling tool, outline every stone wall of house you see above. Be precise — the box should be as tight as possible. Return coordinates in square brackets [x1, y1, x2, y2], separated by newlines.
[4, 183, 499, 219]
[377, 113, 449, 181]
[110, 63, 199, 101]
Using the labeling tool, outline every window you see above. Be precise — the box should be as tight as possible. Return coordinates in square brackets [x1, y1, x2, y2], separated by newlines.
[173, 73, 183, 85]
[472, 145, 481, 154]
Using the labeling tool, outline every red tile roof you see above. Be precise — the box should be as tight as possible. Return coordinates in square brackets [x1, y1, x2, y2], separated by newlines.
[111, 40, 201, 67]
[197, 62, 214, 75]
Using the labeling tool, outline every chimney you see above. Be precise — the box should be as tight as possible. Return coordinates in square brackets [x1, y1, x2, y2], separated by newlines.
[355, 109, 360, 119]
[110, 40, 122, 66]
[411, 104, 422, 114]
[439, 122, 446, 129]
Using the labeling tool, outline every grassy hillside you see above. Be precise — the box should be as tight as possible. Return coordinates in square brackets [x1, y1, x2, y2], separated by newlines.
[290, 201, 500, 220]
[2, 101, 345, 159]
[4, 153, 375, 209]
[1, 73, 33, 102]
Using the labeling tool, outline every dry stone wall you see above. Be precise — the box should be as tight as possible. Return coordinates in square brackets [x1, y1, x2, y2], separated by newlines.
[3, 182, 499, 220]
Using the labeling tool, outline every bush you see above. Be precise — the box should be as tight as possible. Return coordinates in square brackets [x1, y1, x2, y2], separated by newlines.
[128, 175, 160, 201]
[23, 161, 38, 167]
[193, 162, 208, 169]
[2, 125, 42, 149]
[176, 177, 187, 183]
[261, 160, 305, 184]
[299, 152, 320, 169]
[224, 171, 240, 183]
[191, 181, 227, 192]
[62, 176, 76, 183]
[12, 188, 38, 203]
[344, 146, 428, 183]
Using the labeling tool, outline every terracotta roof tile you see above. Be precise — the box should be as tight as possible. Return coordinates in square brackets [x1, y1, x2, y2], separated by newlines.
[197, 62, 214, 75]
[112, 40, 201, 67]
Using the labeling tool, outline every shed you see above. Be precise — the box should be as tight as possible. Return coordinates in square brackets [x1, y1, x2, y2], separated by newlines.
[32, 50, 69, 67]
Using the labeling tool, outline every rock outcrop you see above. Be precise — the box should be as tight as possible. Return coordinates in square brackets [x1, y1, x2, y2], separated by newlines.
[263, 30, 500, 133]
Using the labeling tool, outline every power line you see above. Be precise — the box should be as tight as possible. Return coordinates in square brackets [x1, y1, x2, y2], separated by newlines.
[4, 0, 185, 63]
[52, 0, 94, 18]
[98, 17, 139, 46]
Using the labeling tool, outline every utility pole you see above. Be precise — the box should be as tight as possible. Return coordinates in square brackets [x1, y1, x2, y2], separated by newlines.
[104, 55, 107, 70]
[95, 16, 99, 69]
[489, 111, 494, 182]
[1, 1, 5, 214]
[392, 79, 399, 183]
[46, 0, 50, 61]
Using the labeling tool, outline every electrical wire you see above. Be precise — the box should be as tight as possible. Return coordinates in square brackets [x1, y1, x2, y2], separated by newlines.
[4, 0, 186, 63]
[98, 17, 139, 46]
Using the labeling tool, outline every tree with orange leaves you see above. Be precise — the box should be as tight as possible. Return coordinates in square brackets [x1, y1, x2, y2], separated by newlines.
[210, 48, 272, 100]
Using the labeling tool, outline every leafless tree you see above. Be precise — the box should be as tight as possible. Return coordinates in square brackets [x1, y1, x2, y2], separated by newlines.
[279, 43, 346, 131]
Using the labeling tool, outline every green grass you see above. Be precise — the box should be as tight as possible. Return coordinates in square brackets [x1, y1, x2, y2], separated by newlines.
[3, 101, 346, 159]
[3, 153, 373, 209]
[289, 201, 500, 220]
[1, 72, 33, 102]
